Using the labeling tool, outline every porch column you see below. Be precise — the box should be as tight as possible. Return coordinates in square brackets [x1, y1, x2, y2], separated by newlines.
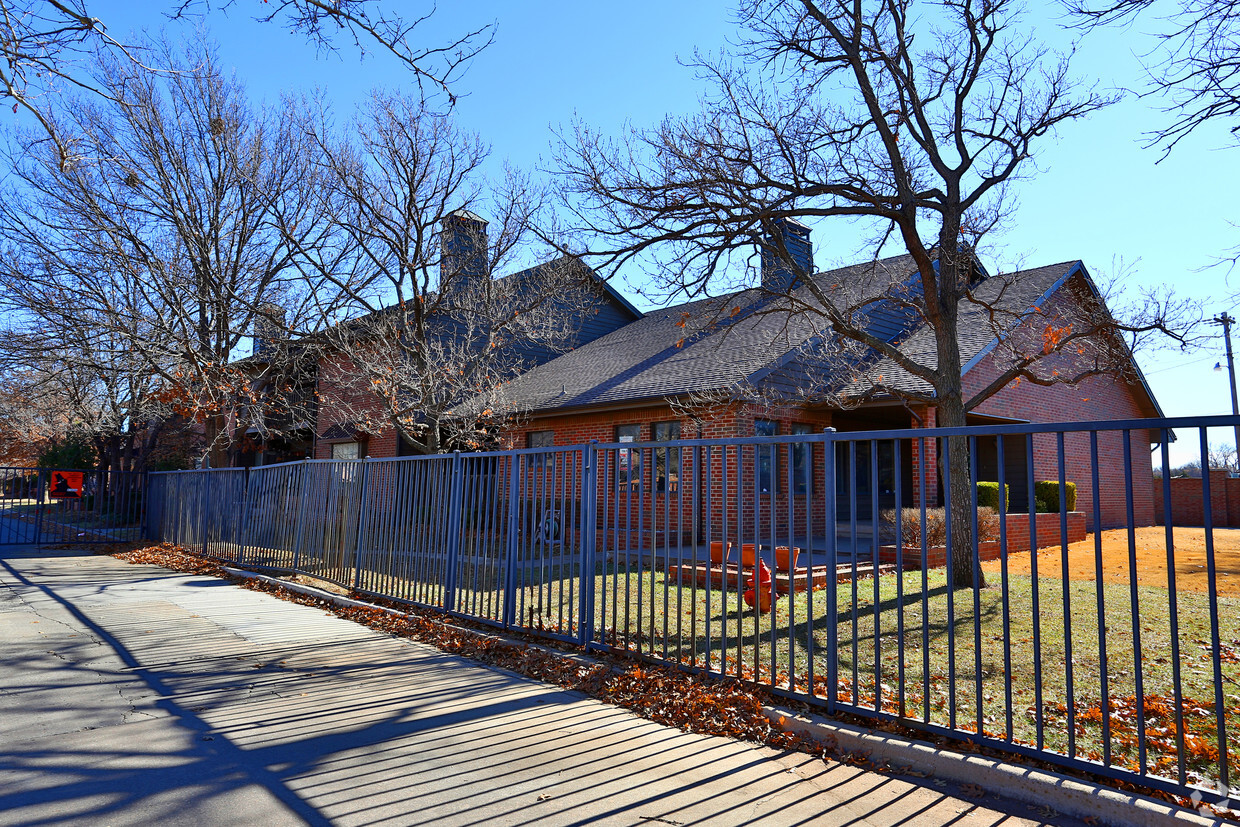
[909, 406, 939, 508]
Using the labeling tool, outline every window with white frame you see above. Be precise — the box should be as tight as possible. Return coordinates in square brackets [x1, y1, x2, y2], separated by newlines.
[331, 441, 360, 460]
[527, 430, 555, 470]
[791, 422, 814, 493]
[755, 419, 778, 493]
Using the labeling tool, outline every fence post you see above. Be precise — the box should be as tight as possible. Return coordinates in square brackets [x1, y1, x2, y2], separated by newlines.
[236, 467, 251, 566]
[444, 452, 463, 613]
[199, 470, 210, 558]
[579, 442, 599, 647]
[822, 427, 838, 714]
[351, 459, 372, 592]
[502, 454, 521, 630]
[291, 462, 311, 574]
[33, 469, 46, 546]
[142, 472, 154, 542]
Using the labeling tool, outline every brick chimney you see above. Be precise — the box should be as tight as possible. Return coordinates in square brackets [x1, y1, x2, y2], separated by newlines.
[251, 303, 285, 360]
[440, 209, 489, 296]
[760, 217, 813, 292]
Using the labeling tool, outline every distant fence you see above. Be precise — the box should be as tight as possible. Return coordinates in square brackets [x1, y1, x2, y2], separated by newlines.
[0, 467, 145, 545]
[146, 415, 1240, 804]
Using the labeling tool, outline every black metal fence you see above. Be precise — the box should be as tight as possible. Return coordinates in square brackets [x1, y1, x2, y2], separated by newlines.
[0, 467, 146, 545]
[146, 415, 1240, 804]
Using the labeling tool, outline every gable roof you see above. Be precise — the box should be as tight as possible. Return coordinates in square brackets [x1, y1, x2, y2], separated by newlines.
[843, 260, 1082, 397]
[461, 255, 1163, 418]
[324, 255, 640, 342]
[465, 255, 918, 414]
[850, 260, 1164, 418]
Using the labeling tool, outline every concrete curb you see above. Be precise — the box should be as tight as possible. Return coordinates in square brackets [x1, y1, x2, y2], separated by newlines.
[223, 568, 393, 613]
[763, 707, 1226, 827]
[221, 567, 1224, 827]
[220, 567, 601, 672]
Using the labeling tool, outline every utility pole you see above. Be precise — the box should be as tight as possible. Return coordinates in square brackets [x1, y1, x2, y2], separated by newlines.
[1212, 312, 1240, 464]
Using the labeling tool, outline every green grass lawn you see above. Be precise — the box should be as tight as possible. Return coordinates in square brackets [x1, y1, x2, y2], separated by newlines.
[508, 560, 1240, 791]
[43, 509, 141, 530]
[3, 500, 140, 530]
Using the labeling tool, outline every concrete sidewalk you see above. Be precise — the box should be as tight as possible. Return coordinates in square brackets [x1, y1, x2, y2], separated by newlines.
[0, 547, 1092, 826]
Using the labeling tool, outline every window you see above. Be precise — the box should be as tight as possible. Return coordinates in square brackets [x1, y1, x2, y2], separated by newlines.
[331, 441, 360, 460]
[652, 421, 680, 492]
[527, 430, 555, 470]
[397, 434, 419, 457]
[755, 420, 778, 493]
[616, 424, 641, 489]
[791, 423, 815, 493]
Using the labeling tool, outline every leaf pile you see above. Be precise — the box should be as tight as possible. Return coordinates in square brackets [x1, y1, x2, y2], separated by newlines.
[1043, 693, 1240, 782]
[104, 542, 231, 578]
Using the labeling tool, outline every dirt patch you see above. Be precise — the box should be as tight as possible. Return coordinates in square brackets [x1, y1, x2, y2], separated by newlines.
[980, 527, 1240, 597]
[290, 573, 352, 596]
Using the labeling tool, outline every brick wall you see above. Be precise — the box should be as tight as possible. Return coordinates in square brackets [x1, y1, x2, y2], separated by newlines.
[963, 278, 1159, 530]
[506, 402, 841, 547]
[314, 351, 399, 459]
[1153, 470, 1240, 526]
[879, 511, 1088, 568]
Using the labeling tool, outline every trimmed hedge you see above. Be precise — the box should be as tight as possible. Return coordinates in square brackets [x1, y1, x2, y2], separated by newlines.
[1034, 480, 1077, 513]
[976, 481, 1009, 511]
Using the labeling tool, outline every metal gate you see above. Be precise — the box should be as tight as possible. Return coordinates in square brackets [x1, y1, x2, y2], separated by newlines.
[0, 467, 146, 545]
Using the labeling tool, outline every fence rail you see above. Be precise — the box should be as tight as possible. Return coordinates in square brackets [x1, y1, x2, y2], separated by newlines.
[146, 415, 1240, 804]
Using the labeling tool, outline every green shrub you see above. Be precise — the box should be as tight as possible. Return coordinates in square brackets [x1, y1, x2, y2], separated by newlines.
[37, 430, 95, 470]
[1034, 480, 1077, 513]
[148, 454, 196, 472]
[976, 481, 1009, 511]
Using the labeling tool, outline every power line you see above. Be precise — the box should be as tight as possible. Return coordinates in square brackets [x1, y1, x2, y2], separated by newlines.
[1143, 354, 1219, 375]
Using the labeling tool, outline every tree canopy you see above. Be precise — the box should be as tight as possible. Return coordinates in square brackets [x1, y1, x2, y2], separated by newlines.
[554, 0, 1198, 586]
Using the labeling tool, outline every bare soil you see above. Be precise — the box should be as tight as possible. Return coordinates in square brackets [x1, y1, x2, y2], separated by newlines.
[980, 527, 1240, 596]
[291, 573, 352, 596]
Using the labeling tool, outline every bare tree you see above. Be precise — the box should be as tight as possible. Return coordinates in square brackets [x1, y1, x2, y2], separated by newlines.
[555, 0, 1197, 588]
[0, 37, 335, 466]
[0, 328, 157, 473]
[0, 1, 492, 156]
[1066, 0, 1240, 154]
[1210, 442, 1238, 472]
[0, 366, 69, 467]
[302, 91, 604, 455]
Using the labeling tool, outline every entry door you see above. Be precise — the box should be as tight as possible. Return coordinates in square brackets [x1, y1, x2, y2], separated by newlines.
[835, 442, 895, 519]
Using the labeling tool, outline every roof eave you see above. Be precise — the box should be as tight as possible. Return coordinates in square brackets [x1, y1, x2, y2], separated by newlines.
[958, 260, 1168, 420]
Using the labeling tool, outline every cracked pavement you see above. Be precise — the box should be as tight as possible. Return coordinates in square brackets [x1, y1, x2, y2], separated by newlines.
[0, 547, 1084, 826]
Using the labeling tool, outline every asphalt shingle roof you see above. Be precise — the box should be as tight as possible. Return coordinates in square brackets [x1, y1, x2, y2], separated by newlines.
[471, 256, 1082, 415]
[851, 260, 1082, 396]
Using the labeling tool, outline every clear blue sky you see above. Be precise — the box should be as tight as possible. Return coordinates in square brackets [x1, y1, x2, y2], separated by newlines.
[68, 1, 1240, 462]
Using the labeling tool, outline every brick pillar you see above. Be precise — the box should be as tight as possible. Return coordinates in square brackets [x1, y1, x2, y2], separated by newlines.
[909, 406, 939, 507]
[1229, 477, 1240, 527]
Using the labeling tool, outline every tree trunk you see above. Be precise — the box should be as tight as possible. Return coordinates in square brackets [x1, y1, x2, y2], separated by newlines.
[933, 380, 986, 591]
[929, 248, 986, 591]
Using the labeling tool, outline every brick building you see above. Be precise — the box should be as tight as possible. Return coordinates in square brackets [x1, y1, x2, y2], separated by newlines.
[452, 236, 1163, 537]
[311, 211, 643, 461]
